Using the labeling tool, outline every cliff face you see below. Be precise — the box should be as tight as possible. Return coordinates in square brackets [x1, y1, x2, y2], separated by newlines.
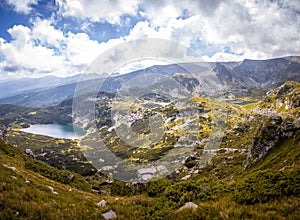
[246, 116, 299, 167]
[246, 81, 300, 168]
[0, 123, 7, 143]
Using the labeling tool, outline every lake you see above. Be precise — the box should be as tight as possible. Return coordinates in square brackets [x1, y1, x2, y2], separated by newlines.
[20, 124, 85, 139]
[224, 100, 253, 105]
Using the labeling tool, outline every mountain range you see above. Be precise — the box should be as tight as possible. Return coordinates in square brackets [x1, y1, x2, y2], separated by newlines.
[1, 56, 300, 107]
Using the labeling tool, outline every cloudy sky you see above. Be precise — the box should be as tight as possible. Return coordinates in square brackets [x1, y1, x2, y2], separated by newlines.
[0, 0, 299, 79]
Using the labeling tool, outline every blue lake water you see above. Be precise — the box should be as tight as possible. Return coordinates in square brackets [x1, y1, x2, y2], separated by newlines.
[20, 124, 85, 139]
[224, 100, 253, 105]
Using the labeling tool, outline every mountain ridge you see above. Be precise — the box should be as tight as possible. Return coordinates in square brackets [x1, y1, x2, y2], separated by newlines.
[1, 56, 300, 107]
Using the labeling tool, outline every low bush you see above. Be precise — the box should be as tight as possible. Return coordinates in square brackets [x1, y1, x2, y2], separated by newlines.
[162, 177, 230, 207]
[25, 159, 90, 191]
[234, 169, 300, 204]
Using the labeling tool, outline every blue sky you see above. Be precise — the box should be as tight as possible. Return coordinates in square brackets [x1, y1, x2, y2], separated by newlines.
[0, 0, 299, 79]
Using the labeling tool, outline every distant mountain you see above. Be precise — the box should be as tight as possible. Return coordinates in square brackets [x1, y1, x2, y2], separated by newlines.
[0, 56, 299, 107]
[0, 83, 77, 107]
[0, 74, 81, 99]
[230, 56, 300, 87]
[0, 75, 103, 107]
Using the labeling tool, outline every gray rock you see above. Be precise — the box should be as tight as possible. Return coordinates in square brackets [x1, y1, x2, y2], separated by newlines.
[137, 167, 157, 183]
[0, 124, 7, 142]
[276, 83, 294, 99]
[47, 186, 58, 195]
[293, 119, 300, 129]
[102, 210, 117, 219]
[246, 116, 283, 168]
[181, 175, 191, 180]
[97, 199, 106, 207]
[25, 149, 35, 158]
[246, 115, 299, 168]
[178, 202, 198, 211]
[3, 164, 17, 171]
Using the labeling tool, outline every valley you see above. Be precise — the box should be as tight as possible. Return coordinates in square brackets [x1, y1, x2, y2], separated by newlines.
[0, 57, 300, 219]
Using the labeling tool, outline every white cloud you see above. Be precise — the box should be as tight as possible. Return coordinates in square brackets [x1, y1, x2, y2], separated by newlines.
[215, 0, 300, 58]
[1, 0, 300, 79]
[32, 19, 65, 47]
[0, 25, 66, 75]
[7, 0, 38, 14]
[126, 15, 202, 48]
[136, 0, 300, 60]
[115, 59, 169, 75]
[66, 32, 124, 66]
[56, 0, 139, 24]
[140, 1, 181, 27]
[202, 52, 244, 62]
[0, 22, 125, 78]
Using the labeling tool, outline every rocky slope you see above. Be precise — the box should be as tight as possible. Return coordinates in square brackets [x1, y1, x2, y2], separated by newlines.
[246, 81, 300, 167]
[0, 123, 7, 142]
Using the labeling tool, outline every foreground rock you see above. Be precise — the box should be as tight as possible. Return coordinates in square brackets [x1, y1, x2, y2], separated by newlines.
[3, 164, 17, 171]
[178, 202, 198, 212]
[47, 186, 58, 195]
[96, 199, 106, 207]
[102, 210, 117, 219]
[25, 149, 35, 158]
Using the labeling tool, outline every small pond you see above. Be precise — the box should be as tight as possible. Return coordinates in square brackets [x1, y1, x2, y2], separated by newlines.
[20, 124, 85, 139]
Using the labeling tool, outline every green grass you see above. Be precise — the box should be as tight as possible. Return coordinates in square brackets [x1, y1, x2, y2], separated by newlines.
[1, 136, 300, 219]
[1, 81, 300, 219]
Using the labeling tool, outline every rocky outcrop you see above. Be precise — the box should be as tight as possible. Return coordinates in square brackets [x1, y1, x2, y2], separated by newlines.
[0, 123, 7, 143]
[246, 115, 299, 168]
[246, 82, 300, 168]
[275, 83, 295, 99]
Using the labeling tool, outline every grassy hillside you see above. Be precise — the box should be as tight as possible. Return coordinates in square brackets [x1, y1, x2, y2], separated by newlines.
[1, 137, 300, 219]
[1, 81, 300, 219]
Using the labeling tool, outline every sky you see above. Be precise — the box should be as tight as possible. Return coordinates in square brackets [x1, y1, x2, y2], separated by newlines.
[0, 0, 299, 79]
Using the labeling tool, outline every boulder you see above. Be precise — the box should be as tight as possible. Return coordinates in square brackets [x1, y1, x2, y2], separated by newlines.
[3, 164, 17, 171]
[97, 199, 106, 207]
[181, 175, 191, 181]
[25, 149, 35, 158]
[178, 202, 198, 211]
[102, 210, 117, 219]
[137, 167, 157, 183]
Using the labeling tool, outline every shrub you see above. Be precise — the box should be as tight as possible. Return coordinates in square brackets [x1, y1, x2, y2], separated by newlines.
[0, 140, 18, 157]
[25, 159, 90, 191]
[145, 178, 173, 197]
[234, 169, 300, 204]
[162, 177, 230, 207]
[110, 181, 138, 196]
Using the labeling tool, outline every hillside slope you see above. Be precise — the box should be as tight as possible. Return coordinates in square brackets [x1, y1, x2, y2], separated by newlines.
[1, 82, 300, 219]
